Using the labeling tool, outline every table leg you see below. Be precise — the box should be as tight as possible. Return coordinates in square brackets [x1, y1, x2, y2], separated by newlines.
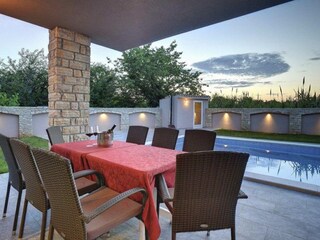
[139, 187, 157, 240]
[160, 207, 172, 221]
[139, 221, 145, 240]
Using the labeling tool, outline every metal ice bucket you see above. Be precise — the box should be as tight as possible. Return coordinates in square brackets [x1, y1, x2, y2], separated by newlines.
[97, 131, 113, 147]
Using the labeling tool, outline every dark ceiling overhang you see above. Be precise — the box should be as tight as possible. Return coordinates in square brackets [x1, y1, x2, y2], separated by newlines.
[0, 0, 293, 51]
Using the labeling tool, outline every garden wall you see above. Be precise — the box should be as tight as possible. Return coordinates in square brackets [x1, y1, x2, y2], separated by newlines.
[206, 108, 320, 135]
[1, 107, 319, 137]
[0, 107, 160, 138]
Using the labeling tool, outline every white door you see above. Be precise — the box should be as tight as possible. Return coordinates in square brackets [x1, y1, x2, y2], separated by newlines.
[193, 101, 203, 128]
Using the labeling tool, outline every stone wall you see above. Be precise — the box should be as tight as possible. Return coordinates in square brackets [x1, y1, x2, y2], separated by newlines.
[0, 107, 160, 137]
[1, 107, 319, 136]
[206, 108, 320, 134]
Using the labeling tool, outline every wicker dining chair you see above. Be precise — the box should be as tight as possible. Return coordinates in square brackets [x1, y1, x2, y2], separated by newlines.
[32, 148, 148, 240]
[46, 126, 64, 145]
[160, 151, 249, 240]
[9, 139, 105, 239]
[151, 127, 179, 150]
[156, 129, 217, 215]
[9, 138, 50, 240]
[182, 129, 217, 152]
[126, 125, 149, 145]
[46, 125, 104, 195]
[0, 133, 25, 235]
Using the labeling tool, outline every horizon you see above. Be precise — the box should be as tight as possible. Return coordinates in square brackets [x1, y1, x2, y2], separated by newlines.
[1, 0, 319, 101]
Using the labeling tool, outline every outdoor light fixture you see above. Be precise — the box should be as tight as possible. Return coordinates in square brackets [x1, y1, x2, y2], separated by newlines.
[266, 113, 272, 120]
[99, 113, 108, 121]
[139, 113, 146, 121]
[183, 99, 189, 107]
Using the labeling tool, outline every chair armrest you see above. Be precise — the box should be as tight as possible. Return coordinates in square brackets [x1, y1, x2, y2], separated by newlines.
[82, 187, 147, 223]
[73, 169, 105, 186]
[238, 189, 248, 199]
[157, 174, 173, 202]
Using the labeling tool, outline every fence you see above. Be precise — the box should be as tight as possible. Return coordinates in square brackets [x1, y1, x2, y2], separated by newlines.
[1, 107, 319, 138]
[0, 107, 161, 138]
[206, 108, 320, 135]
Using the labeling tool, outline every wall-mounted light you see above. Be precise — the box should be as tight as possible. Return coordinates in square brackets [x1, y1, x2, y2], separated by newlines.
[183, 99, 189, 107]
[139, 113, 146, 121]
[99, 113, 108, 121]
[265, 113, 273, 124]
[223, 112, 230, 120]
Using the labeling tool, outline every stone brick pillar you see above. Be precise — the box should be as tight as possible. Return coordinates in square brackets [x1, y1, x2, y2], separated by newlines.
[48, 27, 90, 142]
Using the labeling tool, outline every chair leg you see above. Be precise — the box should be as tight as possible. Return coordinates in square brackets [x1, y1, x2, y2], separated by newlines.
[172, 231, 176, 240]
[12, 188, 23, 235]
[18, 199, 28, 238]
[145, 227, 150, 240]
[48, 224, 54, 240]
[231, 226, 236, 240]
[2, 181, 11, 218]
[156, 197, 161, 217]
[40, 210, 47, 240]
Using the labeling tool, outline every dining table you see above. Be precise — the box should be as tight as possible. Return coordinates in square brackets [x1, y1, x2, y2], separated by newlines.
[51, 140, 137, 172]
[51, 140, 182, 240]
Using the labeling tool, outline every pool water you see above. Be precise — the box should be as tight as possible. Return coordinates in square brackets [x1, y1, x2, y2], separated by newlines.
[175, 136, 320, 186]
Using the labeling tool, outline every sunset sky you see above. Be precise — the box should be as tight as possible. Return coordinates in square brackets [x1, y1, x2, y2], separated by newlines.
[1, 0, 319, 100]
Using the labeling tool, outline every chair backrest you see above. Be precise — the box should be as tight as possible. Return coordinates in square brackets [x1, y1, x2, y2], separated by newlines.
[182, 129, 217, 152]
[172, 151, 249, 234]
[126, 125, 149, 145]
[0, 134, 23, 190]
[151, 127, 179, 150]
[9, 139, 48, 212]
[46, 126, 64, 145]
[32, 148, 86, 239]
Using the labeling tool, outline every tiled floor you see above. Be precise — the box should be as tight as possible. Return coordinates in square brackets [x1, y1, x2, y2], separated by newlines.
[1, 172, 320, 240]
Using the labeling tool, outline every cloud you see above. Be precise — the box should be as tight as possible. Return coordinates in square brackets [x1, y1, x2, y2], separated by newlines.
[192, 53, 290, 89]
[309, 57, 320, 61]
[203, 79, 272, 89]
[193, 53, 290, 77]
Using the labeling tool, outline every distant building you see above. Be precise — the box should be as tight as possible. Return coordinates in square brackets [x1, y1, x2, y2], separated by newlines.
[159, 95, 210, 129]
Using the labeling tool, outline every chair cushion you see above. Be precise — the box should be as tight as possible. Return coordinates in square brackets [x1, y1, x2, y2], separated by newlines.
[75, 177, 100, 196]
[82, 187, 143, 240]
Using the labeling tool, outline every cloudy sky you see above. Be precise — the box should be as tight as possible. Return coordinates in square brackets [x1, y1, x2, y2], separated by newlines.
[1, 0, 319, 100]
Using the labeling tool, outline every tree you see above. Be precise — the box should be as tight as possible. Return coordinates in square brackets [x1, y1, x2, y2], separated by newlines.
[113, 41, 205, 107]
[0, 92, 19, 106]
[90, 63, 119, 107]
[0, 49, 48, 106]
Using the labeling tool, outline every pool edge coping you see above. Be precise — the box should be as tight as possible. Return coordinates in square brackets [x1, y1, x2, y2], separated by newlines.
[244, 171, 320, 196]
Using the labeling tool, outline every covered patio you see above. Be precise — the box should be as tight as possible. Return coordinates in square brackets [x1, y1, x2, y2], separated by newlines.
[3, 1, 318, 240]
[0, 0, 293, 142]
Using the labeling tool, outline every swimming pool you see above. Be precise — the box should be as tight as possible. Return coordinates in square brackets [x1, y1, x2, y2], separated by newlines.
[175, 136, 320, 187]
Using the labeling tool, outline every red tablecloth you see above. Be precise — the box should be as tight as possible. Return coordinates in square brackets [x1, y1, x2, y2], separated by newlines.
[51, 140, 136, 171]
[86, 145, 181, 240]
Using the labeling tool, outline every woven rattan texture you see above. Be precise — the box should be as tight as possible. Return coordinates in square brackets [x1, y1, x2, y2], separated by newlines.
[151, 127, 179, 150]
[126, 125, 149, 145]
[171, 151, 249, 239]
[182, 129, 217, 152]
[46, 126, 65, 145]
[32, 148, 86, 239]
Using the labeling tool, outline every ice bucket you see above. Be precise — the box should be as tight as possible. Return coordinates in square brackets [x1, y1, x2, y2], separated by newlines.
[97, 131, 113, 147]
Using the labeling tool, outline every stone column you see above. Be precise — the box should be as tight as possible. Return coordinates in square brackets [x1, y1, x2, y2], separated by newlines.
[48, 27, 90, 142]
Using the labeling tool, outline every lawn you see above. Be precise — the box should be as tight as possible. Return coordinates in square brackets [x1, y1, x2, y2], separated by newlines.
[215, 129, 320, 144]
[0, 136, 48, 174]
